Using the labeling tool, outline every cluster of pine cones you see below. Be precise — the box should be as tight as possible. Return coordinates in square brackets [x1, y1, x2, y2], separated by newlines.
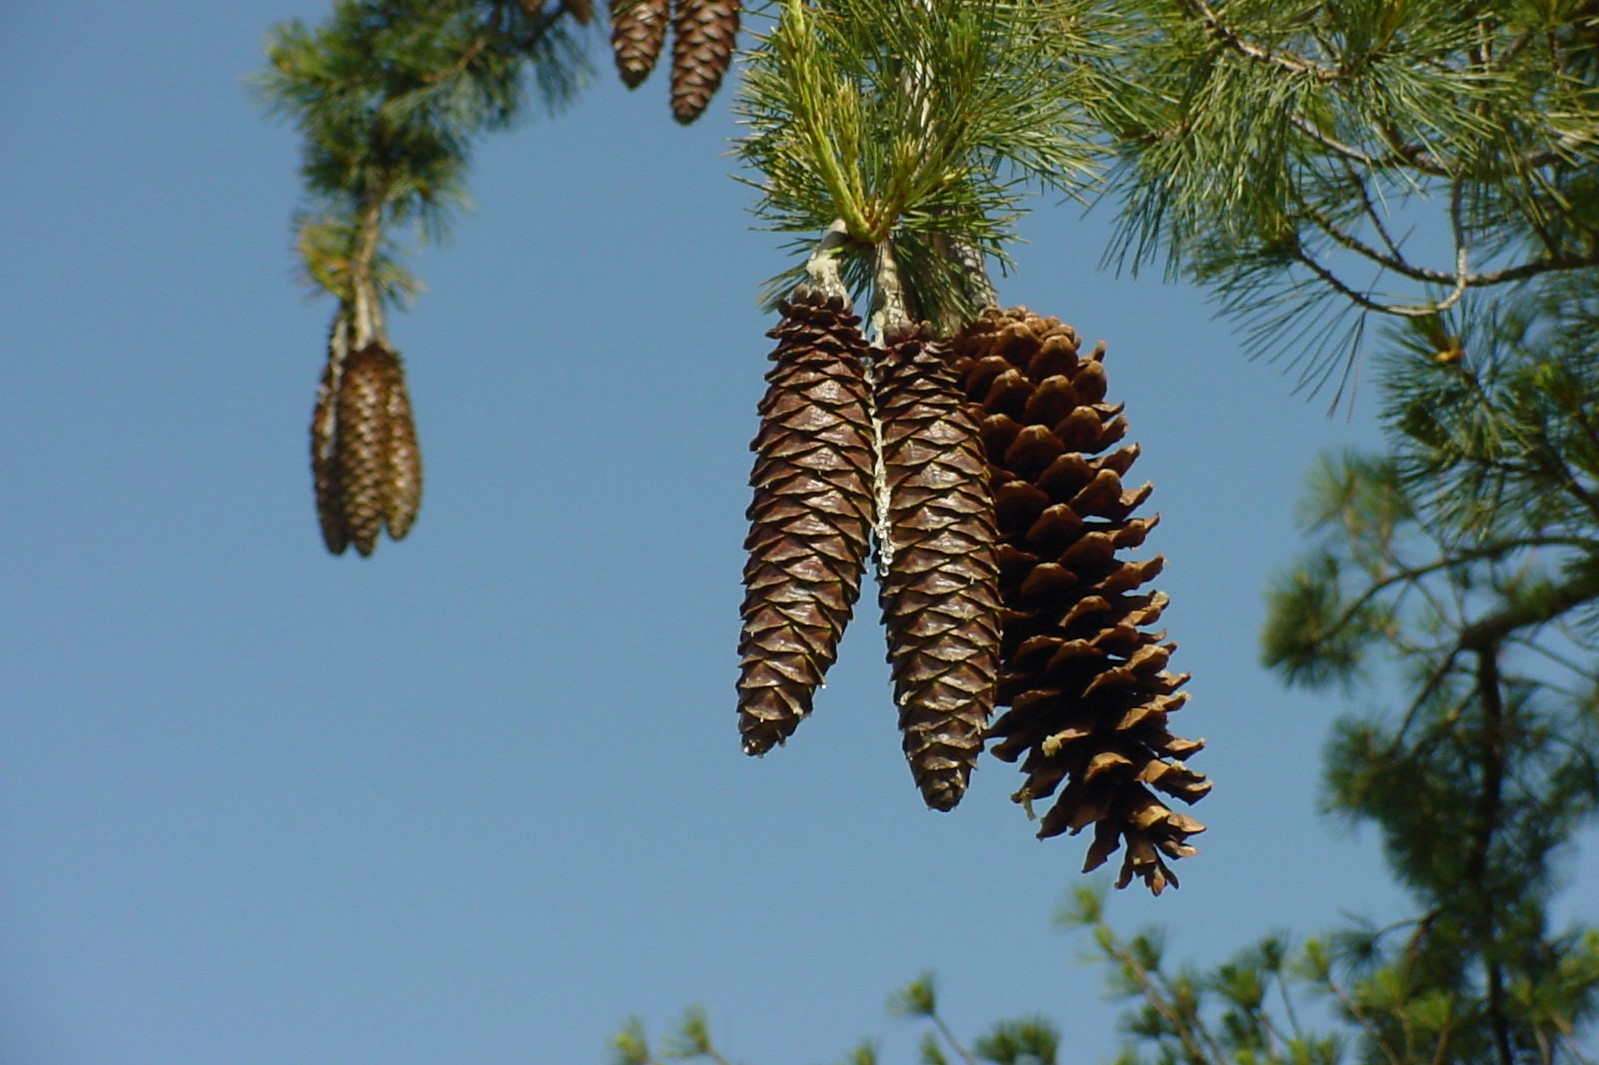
[311, 317, 423, 557]
[609, 0, 739, 124]
[736, 289, 1210, 894]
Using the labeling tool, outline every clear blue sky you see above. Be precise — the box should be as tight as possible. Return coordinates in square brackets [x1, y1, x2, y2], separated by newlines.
[3, 5, 1592, 1065]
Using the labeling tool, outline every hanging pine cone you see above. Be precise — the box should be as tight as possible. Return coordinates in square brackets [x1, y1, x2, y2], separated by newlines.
[611, 0, 670, 89]
[309, 335, 423, 558]
[670, 0, 739, 124]
[311, 318, 351, 556]
[738, 286, 876, 756]
[950, 308, 1209, 894]
[383, 350, 423, 541]
[874, 329, 1001, 812]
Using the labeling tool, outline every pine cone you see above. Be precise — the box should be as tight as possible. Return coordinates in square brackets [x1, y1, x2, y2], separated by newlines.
[738, 286, 876, 756]
[611, 0, 670, 89]
[336, 343, 396, 556]
[670, 0, 739, 124]
[311, 319, 350, 555]
[309, 336, 423, 558]
[382, 349, 423, 541]
[874, 330, 1001, 812]
[951, 308, 1209, 894]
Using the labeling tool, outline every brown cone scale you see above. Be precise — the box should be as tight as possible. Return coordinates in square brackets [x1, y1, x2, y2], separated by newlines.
[951, 307, 1209, 894]
[873, 331, 1001, 812]
[670, 0, 739, 124]
[737, 286, 876, 756]
[610, 0, 670, 89]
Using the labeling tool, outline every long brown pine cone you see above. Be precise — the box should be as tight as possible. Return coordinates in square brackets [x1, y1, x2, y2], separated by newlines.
[670, 0, 739, 124]
[383, 352, 423, 541]
[738, 286, 876, 756]
[874, 330, 1002, 812]
[950, 308, 1209, 894]
[311, 319, 350, 555]
[312, 340, 423, 558]
[611, 0, 670, 89]
[335, 343, 397, 556]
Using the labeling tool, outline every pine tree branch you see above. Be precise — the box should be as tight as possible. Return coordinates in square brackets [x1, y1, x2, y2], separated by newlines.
[927, 1010, 978, 1065]
[1458, 568, 1599, 652]
[804, 219, 853, 300]
[1324, 971, 1407, 1065]
[1305, 537, 1592, 651]
[350, 182, 389, 346]
[1468, 646, 1516, 1065]
[1100, 926, 1225, 1065]
[1289, 244, 1455, 319]
[1177, 0, 1339, 83]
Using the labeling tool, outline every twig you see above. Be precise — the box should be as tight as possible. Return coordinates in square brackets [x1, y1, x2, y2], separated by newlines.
[804, 219, 853, 300]
[927, 1010, 979, 1065]
[1179, 0, 1340, 82]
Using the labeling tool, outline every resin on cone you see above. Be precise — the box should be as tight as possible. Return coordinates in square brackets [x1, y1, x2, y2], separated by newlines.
[737, 286, 876, 756]
[610, 0, 670, 89]
[873, 329, 1001, 812]
[670, 0, 739, 123]
[951, 307, 1209, 894]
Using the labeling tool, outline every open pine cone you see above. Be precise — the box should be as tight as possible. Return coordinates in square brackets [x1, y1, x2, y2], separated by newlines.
[951, 307, 1208, 894]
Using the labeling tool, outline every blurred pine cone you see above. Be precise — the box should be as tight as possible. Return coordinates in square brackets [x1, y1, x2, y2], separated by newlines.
[311, 318, 351, 556]
[738, 286, 876, 756]
[610, 0, 670, 89]
[383, 350, 423, 541]
[310, 333, 423, 558]
[951, 308, 1208, 894]
[670, 0, 739, 124]
[874, 330, 1001, 812]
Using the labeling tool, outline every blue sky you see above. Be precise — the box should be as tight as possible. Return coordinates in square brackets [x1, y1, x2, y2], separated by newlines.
[3, 4, 1592, 1065]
